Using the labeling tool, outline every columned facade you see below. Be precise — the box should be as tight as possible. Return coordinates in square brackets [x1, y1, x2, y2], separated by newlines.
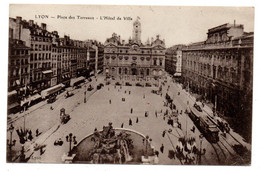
[103, 18, 166, 80]
[182, 23, 253, 120]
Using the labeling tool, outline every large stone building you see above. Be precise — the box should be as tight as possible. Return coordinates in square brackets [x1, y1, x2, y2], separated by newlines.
[103, 18, 166, 80]
[165, 45, 184, 77]
[8, 16, 104, 113]
[181, 22, 253, 140]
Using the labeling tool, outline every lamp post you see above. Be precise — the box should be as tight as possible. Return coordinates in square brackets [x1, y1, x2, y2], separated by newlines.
[66, 133, 77, 156]
[84, 84, 86, 103]
[145, 135, 149, 158]
[198, 134, 203, 165]
[7, 124, 16, 162]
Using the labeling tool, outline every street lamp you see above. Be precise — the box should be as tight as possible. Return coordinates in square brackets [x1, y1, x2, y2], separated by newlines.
[84, 84, 86, 103]
[66, 133, 77, 156]
[198, 134, 203, 165]
[144, 135, 149, 158]
[7, 124, 16, 162]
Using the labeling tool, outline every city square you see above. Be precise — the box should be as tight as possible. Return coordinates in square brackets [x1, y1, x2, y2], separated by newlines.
[6, 5, 253, 165]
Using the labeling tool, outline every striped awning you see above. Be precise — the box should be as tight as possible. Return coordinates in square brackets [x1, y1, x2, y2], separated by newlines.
[42, 70, 53, 74]
[8, 90, 17, 97]
[70, 76, 85, 87]
[174, 73, 181, 77]
[8, 102, 19, 110]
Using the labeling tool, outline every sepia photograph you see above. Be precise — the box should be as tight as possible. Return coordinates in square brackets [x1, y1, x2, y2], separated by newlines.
[6, 4, 254, 166]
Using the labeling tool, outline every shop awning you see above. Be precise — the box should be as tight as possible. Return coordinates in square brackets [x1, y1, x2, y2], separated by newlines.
[41, 84, 64, 99]
[70, 76, 85, 87]
[42, 70, 53, 74]
[174, 73, 181, 77]
[8, 102, 19, 110]
[8, 90, 17, 97]
[31, 94, 41, 101]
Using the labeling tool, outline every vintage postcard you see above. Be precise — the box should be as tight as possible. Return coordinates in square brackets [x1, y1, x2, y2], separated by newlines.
[6, 4, 254, 165]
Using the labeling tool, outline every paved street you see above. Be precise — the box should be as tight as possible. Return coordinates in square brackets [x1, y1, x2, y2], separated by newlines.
[7, 74, 251, 165]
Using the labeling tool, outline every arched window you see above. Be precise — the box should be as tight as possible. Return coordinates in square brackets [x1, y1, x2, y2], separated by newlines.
[125, 68, 128, 74]
[119, 68, 122, 74]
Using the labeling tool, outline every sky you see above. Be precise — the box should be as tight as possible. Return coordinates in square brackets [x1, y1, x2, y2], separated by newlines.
[9, 4, 254, 48]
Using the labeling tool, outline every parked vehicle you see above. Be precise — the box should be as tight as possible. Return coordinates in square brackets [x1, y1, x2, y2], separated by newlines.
[115, 82, 121, 86]
[75, 85, 81, 89]
[97, 83, 104, 90]
[125, 82, 132, 86]
[47, 95, 56, 103]
[145, 83, 152, 87]
[87, 85, 94, 91]
[65, 91, 74, 98]
[136, 83, 143, 87]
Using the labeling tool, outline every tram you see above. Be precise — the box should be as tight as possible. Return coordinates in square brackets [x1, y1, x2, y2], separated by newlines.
[189, 103, 219, 143]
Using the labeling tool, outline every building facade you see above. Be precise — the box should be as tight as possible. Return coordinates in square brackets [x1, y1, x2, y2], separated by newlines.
[103, 18, 166, 80]
[8, 16, 104, 113]
[165, 45, 184, 78]
[181, 23, 253, 123]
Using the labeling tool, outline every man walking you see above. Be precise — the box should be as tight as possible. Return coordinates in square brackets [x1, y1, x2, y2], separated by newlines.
[129, 119, 132, 126]
[160, 144, 164, 153]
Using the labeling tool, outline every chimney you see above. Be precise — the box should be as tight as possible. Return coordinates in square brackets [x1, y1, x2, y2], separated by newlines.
[41, 23, 47, 30]
[29, 20, 34, 26]
[234, 20, 236, 26]
[118, 35, 121, 43]
[16, 16, 22, 24]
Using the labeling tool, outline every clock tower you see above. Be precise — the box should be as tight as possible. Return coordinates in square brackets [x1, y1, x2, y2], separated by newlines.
[132, 17, 141, 44]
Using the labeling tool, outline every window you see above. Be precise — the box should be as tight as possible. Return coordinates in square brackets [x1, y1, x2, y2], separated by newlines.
[154, 59, 157, 65]
[119, 68, 122, 74]
[11, 60, 15, 65]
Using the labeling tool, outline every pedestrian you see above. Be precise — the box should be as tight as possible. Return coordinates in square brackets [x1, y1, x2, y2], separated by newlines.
[155, 150, 159, 157]
[36, 129, 39, 137]
[136, 117, 139, 123]
[40, 145, 44, 155]
[129, 119, 132, 126]
[155, 110, 157, 118]
[143, 94, 145, 99]
[129, 91, 131, 95]
[162, 130, 166, 137]
[109, 99, 111, 104]
[191, 126, 195, 133]
[131, 108, 133, 114]
[121, 123, 124, 128]
[160, 144, 164, 153]
[178, 123, 182, 130]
